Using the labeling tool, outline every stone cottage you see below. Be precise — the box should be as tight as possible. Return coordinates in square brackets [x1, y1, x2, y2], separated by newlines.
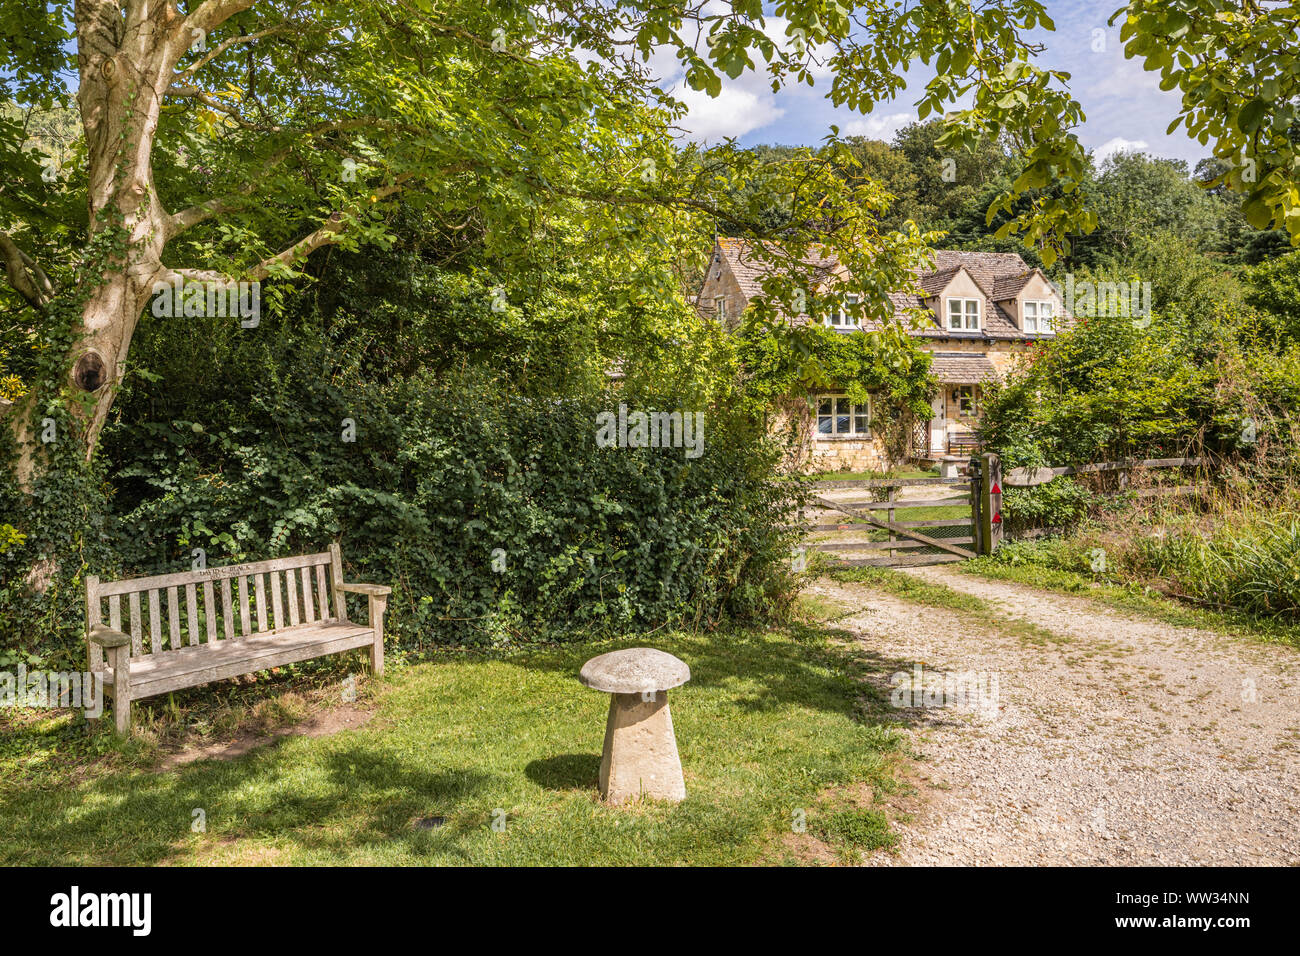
[698, 237, 1068, 471]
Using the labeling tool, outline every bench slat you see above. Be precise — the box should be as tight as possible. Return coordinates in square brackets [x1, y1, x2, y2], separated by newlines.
[329, 544, 348, 622]
[221, 578, 234, 640]
[186, 583, 199, 646]
[301, 566, 315, 624]
[238, 576, 251, 636]
[110, 623, 376, 699]
[287, 567, 300, 626]
[271, 571, 284, 630]
[168, 586, 180, 650]
[203, 581, 217, 643]
[255, 574, 268, 631]
[315, 564, 330, 621]
[96, 551, 335, 597]
[86, 576, 104, 673]
[128, 592, 143, 656]
[148, 589, 161, 653]
[109, 594, 121, 633]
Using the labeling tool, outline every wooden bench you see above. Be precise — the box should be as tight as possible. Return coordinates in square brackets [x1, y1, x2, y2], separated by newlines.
[84, 544, 389, 735]
[948, 434, 982, 457]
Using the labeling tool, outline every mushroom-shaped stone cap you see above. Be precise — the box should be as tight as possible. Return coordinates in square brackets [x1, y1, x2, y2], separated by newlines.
[580, 648, 690, 695]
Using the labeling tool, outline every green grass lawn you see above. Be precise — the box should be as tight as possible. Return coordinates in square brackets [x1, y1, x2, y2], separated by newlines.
[0, 623, 907, 866]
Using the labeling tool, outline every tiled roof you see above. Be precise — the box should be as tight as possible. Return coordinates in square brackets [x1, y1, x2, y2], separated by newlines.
[712, 240, 1059, 341]
[930, 353, 999, 384]
[894, 250, 1030, 340]
[917, 265, 964, 297]
[992, 271, 1036, 300]
[713, 238, 838, 323]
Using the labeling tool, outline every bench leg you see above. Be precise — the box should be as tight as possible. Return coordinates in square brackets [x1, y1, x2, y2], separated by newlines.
[108, 645, 132, 736]
[114, 693, 132, 736]
[368, 594, 387, 677]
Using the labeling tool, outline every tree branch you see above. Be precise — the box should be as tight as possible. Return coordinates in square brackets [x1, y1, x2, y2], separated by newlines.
[0, 233, 54, 308]
[161, 176, 414, 286]
[171, 23, 290, 87]
[184, 0, 257, 38]
[162, 118, 419, 239]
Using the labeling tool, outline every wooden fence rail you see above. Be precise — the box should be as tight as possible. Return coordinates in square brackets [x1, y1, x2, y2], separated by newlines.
[1004, 457, 1203, 488]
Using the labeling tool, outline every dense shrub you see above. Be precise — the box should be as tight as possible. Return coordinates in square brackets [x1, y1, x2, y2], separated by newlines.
[44, 317, 800, 665]
[3, 364, 802, 668]
[998, 479, 1100, 535]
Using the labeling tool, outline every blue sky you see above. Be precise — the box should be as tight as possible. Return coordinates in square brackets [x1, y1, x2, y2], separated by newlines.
[666, 0, 1205, 168]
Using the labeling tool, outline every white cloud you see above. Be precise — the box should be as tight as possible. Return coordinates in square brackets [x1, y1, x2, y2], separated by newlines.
[670, 81, 785, 143]
[1093, 136, 1149, 163]
[840, 111, 915, 142]
[1084, 53, 1165, 101]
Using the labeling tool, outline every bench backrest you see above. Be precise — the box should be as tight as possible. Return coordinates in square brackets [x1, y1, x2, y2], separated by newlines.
[85, 544, 348, 670]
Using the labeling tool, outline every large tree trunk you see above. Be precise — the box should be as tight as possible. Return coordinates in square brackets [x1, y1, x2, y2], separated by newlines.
[57, 1, 190, 459]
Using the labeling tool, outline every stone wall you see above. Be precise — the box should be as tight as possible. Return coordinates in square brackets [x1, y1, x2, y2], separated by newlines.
[695, 249, 746, 331]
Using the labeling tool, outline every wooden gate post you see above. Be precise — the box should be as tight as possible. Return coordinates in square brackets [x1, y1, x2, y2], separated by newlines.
[979, 452, 1003, 554]
[886, 486, 897, 559]
[968, 456, 982, 555]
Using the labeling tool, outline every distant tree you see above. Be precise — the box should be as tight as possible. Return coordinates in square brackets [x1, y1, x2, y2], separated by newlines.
[891, 119, 1016, 233]
[1067, 152, 1226, 266]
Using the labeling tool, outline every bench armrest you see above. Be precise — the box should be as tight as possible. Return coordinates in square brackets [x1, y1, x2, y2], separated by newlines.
[88, 624, 132, 649]
[340, 582, 391, 597]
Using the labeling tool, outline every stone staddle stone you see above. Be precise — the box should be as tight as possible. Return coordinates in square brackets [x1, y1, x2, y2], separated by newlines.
[580, 648, 690, 804]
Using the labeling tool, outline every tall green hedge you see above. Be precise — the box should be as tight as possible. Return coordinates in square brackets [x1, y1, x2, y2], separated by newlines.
[2, 336, 803, 667]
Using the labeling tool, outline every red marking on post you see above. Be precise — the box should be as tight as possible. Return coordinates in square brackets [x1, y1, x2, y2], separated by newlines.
[992, 512, 1003, 524]
[991, 483, 1001, 495]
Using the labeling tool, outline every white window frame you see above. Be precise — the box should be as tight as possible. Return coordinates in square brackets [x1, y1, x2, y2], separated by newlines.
[713, 295, 728, 321]
[956, 385, 978, 416]
[813, 393, 871, 438]
[825, 294, 860, 329]
[1023, 299, 1054, 334]
[946, 297, 981, 331]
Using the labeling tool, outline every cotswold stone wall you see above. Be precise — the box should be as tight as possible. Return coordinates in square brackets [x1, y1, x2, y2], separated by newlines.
[695, 253, 747, 330]
[768, 395, 897, 473]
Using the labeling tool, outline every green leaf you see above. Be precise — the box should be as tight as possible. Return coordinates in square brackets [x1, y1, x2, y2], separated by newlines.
[1239, 98, 1268, 134]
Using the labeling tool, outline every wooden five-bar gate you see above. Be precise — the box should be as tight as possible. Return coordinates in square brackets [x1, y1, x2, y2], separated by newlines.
[803, 456, 998, 569]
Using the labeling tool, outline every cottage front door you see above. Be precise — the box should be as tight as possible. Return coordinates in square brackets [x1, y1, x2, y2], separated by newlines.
[928, 394, 946, 456]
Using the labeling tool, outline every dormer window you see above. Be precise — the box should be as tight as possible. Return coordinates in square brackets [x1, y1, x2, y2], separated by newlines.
[826, 294, 860, 329]
[947, 297, 981, 331]
[1023, 299, 1054, 334]
[714, 296, 727, 321]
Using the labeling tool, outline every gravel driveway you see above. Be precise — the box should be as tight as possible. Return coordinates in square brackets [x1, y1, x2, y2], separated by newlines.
[816, 567, 1300, 865]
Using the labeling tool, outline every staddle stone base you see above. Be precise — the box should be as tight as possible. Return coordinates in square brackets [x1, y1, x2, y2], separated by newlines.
[599, 690, 686, 804]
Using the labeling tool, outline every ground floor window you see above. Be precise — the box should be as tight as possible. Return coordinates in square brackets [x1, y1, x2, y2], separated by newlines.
[956, 385, 977, 416]
[814, 394, 870, 436]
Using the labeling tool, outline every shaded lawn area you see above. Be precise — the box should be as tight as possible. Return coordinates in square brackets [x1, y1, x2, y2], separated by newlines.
[0, 623, 908, 865]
